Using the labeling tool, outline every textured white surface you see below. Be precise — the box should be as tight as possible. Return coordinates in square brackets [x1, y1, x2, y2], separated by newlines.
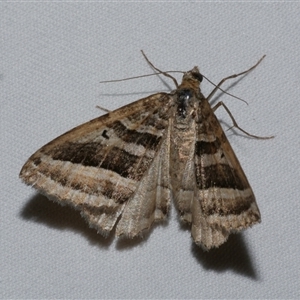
[1, 2, 299, 299]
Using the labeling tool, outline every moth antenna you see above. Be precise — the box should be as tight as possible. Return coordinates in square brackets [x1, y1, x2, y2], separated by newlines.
[141, 50, 179, 88]
[99, 71, 182, 84]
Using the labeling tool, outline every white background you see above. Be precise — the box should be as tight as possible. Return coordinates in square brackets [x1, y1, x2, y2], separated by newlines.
[1, 2, 299, 299]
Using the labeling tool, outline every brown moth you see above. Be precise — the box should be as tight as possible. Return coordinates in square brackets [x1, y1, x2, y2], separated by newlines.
[20, 53, 271, 250]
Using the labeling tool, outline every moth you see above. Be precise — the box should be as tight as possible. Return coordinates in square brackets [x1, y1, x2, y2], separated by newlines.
[20, 52, 271, 250]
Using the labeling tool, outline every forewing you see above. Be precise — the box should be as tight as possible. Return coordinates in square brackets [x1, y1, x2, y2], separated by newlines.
[20, 93, 173, 237]
[192, 102, 261, 250]
[115, 120, 172, 238]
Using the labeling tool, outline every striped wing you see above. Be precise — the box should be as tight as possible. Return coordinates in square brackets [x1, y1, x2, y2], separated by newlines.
[191, 100, 261, 250]
[20, 93, 173, 237]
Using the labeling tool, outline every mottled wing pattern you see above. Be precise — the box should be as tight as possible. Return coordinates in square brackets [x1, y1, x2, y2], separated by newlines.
[191, 98, 261, 250]
[20, 93, 174, 237]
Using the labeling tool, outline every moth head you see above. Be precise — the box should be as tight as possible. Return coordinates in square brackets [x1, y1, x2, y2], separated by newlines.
[180, 66, 203, 90]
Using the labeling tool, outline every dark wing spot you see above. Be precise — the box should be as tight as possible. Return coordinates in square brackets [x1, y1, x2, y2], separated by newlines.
[102, 130, 109, 139]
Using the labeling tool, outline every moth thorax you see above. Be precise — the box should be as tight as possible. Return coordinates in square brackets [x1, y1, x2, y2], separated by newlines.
[177, 89, 194, 119]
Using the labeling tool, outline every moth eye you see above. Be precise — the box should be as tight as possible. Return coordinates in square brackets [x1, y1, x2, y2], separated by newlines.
[192, 72, 203, 82]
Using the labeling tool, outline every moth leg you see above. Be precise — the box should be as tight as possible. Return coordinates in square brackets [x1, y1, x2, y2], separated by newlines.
[206, 55, 265, 102]
[213, 101, 274, 140]
[96, 105, 111, 113]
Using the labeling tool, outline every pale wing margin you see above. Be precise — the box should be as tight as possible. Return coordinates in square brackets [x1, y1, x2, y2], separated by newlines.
[20, 93, 173, 237]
